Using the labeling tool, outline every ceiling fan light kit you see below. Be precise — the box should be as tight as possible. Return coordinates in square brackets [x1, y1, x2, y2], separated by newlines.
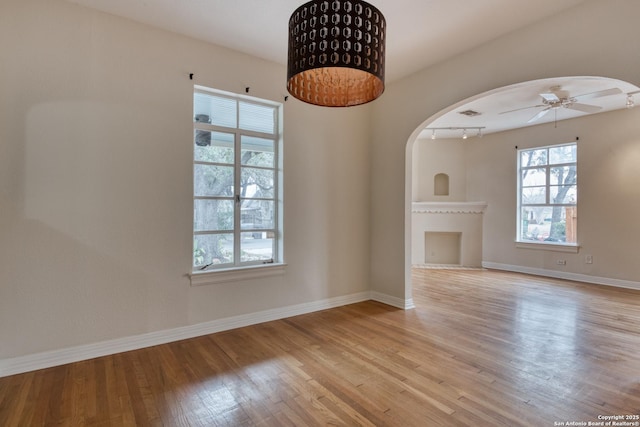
[287, 0, 386, 107]
[501, 86, 624, 124]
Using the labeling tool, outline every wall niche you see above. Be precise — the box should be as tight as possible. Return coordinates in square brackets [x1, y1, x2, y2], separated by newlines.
[434, 173, 449, 196]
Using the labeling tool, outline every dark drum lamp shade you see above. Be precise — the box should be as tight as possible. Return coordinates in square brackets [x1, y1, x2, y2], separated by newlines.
[287, 0, 386, 107]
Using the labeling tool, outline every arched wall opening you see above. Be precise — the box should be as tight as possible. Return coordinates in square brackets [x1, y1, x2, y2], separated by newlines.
[404, 77, 640, 302]
[404, 96, 480, 303]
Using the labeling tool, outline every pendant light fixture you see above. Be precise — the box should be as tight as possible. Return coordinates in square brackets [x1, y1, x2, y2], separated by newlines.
[287, 0, 386, 107]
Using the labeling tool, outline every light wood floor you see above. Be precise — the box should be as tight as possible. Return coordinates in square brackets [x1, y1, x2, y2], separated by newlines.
[2, 269, 640, 426]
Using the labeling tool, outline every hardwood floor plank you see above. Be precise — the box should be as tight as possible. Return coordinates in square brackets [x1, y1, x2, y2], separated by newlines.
[2, 269, 640, 425]
[1, 371, 34, 426]
[24, 367, 53, 426]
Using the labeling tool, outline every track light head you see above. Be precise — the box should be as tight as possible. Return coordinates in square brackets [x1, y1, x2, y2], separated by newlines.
[627, 94, 635, 109]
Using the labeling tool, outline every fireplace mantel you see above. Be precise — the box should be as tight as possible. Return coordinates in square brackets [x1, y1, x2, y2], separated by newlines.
[412, 201, 488, 214]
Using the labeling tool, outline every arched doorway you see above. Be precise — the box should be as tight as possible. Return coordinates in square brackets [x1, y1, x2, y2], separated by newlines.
[405, 76, 640, 301]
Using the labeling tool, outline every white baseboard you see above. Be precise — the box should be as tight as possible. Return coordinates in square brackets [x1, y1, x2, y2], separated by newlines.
[0, 290, 408, 378]
[371, 291, 415, 310]
[482, 261, 640, 291]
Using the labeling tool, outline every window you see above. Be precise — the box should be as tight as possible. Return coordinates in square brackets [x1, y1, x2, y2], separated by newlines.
[517, 143, 577, 245]
[192, 86, 282, 272]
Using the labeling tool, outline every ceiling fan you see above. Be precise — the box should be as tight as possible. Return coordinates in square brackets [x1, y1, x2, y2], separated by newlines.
[501, 86, 622, 123]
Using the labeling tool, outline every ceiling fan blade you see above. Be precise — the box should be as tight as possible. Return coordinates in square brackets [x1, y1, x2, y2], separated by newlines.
[528, 107, 551, 123]
[540, 92, 560, 103]
[568, 103, 602, 114]
[499, 104, 545, 115]
[574, 87, 622, 101]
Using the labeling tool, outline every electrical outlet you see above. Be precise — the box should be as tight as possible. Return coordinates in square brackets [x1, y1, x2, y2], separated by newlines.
[585, 255, 593, 264]
[556, 260, 566, 265]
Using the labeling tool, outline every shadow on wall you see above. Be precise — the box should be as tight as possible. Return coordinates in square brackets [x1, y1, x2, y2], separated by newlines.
[1, 100, 191, 360]
[0, 208, 153, 359]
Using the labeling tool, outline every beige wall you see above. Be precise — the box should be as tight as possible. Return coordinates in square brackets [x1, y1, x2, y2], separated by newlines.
[0, 0, 372, 359]
[370, 0, 640, 300]
[412, 138, 467, 202]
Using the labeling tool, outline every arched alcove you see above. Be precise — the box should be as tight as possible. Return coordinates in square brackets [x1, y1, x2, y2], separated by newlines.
[433, 173, 449, 196]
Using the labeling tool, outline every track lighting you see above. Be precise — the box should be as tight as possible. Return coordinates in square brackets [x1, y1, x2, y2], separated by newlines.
[425, 126, 486, 140]
[627, 94, 635, 109]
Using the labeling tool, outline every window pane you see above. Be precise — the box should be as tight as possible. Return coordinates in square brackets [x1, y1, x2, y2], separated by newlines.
[241, 136, 274, 167]
[550, 185, 577, 204]
[240, 199, 274, 230]
[550, 166, 576, 185]
[239, 101, 275, 134]
[549, 144, 576, 164]
[520, 207, 551, 241]
[194, 233, 234, 267]
[241, 167, 274, 198]
[194, 164, 234, 197]
[520, 207, 538, 241]
[521, 168, 546, 187]
[195, 131, 234, 164]
[194, 93, 237, 128]
[240, 232, 273, 263]
[520, 206, 573, 243]
[194, 199, 234, 231]
[522, 186, 546, 205]
[520, 149, 547, 167]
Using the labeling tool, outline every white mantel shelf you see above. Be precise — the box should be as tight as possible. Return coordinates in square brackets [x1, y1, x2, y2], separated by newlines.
[412, 201, 488, 214]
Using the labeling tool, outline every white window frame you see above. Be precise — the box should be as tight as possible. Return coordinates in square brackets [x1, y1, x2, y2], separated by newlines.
[516, 142, 578, 251]
[190, 86, 284, 284]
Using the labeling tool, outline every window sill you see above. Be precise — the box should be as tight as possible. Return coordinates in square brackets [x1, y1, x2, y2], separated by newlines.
[515, 241, 580, 253]
[189, 263, 286, 286]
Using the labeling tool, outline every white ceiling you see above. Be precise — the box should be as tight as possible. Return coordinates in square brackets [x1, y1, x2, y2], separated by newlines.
[65, 0, 587, 83]
[63, 0, 639, 136]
